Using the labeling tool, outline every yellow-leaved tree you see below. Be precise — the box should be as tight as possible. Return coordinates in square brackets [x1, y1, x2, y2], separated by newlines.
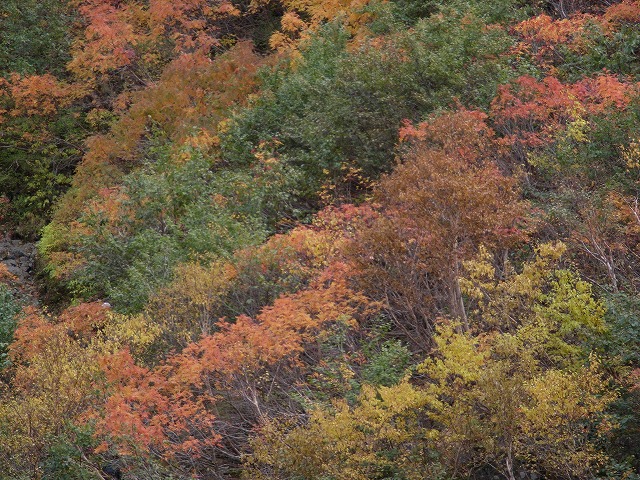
[246, 243, 617, 480]
[250, 0, 378, 50]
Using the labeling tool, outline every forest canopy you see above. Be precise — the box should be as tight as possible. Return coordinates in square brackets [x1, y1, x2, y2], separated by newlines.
[1, 0, 640, 479]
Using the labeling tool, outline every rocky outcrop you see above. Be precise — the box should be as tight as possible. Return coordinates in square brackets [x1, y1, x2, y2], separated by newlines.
[0, 237, 37, 302]
[0, 239, 36, 283]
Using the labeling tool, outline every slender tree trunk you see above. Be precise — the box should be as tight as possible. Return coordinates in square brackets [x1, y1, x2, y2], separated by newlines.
[448, 240, 468, 329]
[454, 276, 468, 329]
[449, 261, 468, 331]
[506, 445, 517, 480]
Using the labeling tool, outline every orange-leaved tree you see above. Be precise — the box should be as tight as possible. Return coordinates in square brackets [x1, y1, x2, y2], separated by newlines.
[96, 262, 378, 472]
[67, 0, 241, 86]
[347, 109, 529, 347]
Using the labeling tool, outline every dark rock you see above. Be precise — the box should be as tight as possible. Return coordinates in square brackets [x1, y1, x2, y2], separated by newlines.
[102, 464, 122, 479]
[0, 238, 38, 303]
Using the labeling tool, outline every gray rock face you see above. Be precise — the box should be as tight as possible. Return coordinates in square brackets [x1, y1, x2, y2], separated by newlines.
[0, 237, 37, 287]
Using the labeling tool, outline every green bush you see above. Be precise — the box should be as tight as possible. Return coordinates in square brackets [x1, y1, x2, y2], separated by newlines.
[41, 425, 99, 480]
[0, 285, 20, 369]
[71, 142, 303, 312]
[223, 13, 514, 205]
[0, 0, 73, 76]
[362, 338, 412, 387]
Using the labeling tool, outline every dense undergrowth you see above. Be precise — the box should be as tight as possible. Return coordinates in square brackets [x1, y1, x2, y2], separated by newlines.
[1, 0, 640, 478]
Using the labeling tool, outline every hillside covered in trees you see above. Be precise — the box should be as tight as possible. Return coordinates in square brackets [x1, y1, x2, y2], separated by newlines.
[1, 0, 640, 478]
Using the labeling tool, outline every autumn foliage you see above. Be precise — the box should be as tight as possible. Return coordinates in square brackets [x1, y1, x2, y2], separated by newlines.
[346, 110, 529, 346]
[2, 0, 640, 478]
[96, 263, 378, 469]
